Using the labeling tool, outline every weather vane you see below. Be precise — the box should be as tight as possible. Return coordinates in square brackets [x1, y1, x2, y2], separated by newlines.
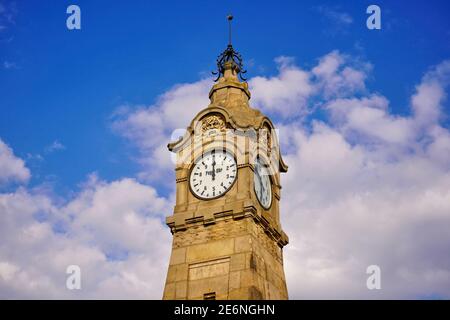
[212, 14, 247, 82]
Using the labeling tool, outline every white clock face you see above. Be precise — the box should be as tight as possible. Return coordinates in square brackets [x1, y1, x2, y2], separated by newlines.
[254, 158, 272, 209]
[190, 150, 237, 199]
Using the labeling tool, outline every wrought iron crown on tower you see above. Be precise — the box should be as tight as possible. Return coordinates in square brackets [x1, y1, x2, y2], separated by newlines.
[212, 15, 247, 82]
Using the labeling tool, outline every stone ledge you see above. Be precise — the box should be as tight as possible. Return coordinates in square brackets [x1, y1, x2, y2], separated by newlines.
[166, 203, 288, 248]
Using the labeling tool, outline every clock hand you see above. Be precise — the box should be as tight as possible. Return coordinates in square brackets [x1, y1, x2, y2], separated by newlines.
[212, 155, 216, 181]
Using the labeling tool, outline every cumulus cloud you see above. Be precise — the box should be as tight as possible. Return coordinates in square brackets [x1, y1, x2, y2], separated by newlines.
[281, 60, 450, 299]
[312, 50, 370, 99]
[326, 60, 450, 151]
[412, 60, 450, 127]
[0, 138, 30, 185]
[248, 51, 369, 118]
[108, 54, 450, 299]
[249, 56, 314, 117]
[1, 52, 450, 299]
[326, 95, 415, 145]
[111, 80, 211, 182]
[282, 122, 450, 298]
[0, 174, 171, 299]
[111, 51, 371, 185]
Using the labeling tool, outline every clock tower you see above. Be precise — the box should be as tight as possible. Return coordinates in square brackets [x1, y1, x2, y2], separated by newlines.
[162, 16, 289, 300]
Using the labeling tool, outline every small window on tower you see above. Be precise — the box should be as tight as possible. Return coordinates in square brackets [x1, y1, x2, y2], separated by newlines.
[203, 292, 216, 300]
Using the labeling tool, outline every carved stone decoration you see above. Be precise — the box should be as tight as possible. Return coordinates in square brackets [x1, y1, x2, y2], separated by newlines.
[201, 114, 226, 133]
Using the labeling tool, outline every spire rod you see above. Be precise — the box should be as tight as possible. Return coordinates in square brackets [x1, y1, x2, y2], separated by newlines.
[227, 14, 233, 46]
[212, 14, 247, 82]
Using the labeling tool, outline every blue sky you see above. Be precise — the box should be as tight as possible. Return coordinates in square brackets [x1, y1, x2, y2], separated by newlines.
[1, 1, 450, 299]
[1, 0, 449, 196]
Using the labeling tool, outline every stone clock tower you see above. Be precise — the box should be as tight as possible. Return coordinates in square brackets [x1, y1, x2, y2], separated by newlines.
[163, 17, 289, 300]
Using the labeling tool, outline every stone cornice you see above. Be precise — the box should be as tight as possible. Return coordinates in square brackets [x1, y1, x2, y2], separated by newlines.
[166, 202, 289, 248]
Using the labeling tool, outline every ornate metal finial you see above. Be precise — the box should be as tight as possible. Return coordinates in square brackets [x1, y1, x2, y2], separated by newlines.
[212, 14, 247, 82]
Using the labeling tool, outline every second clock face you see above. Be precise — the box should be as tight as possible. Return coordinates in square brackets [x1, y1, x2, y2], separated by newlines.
[190, 150, 237, 199]
[254, 158, 272, 209]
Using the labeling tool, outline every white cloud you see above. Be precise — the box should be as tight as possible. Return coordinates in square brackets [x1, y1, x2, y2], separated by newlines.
[314, 6, 354, 36]
[248, 51, 369, 118]
[0, 138, 30, 185]
[325, 60, 450, 151]
[427, 126, 450, 168]
[0, 175, 171, 299]
[282, 124, 450, 298]
[1, 52, 450, 299]
[111, 51, 370, 179]
[316, 6, 353, 26]
[44, 140, 65, 153]
[108, 55, 450, 299]
[66, 177, 169, 254]
[249, 57, 314, 117]
[412, 60, 450, 127]
[326, 95, 415, 145]
[280, 60, 450, 299]
[112, 80, 211, 182]
[312, 50, 369, 98]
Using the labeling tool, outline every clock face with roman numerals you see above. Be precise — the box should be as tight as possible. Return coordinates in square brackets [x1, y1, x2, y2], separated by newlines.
[189, 150, 237, 199]
[254, 157, 272, 209]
